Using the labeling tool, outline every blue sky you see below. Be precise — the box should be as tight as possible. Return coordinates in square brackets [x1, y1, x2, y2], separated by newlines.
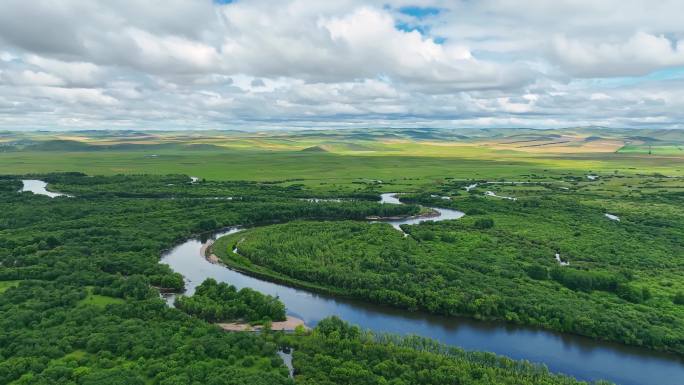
[0, 0, 683, 130]
[398, 6, 441, 19]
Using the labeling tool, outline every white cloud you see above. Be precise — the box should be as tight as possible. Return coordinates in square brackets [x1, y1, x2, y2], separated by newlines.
[123, 27, 220, 73]
[319, 7, 527, 90]
[6, 70, 65, 86]
[33, 87, 119, 106]
[0, 0, 683, 129]
[552, 32, 684, 77]
[25, 55, 104, 86]
[0, 51, 18, 62]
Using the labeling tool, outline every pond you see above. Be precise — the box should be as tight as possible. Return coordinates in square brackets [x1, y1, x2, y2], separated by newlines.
[19, 180, 71, 198]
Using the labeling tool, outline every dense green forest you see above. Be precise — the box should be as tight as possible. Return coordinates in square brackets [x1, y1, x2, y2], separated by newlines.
[214, 178, 684, 354]
[285, 317, 607, 385]
[0, 283, 293, 385]
[175, 278, 286, 323]
[0, 173, 609, 384]
[0, 174, 414, 384]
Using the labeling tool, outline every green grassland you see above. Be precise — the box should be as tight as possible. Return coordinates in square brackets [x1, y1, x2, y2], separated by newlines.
[1, 128, 683, 189]
[617, 144, 684, 155]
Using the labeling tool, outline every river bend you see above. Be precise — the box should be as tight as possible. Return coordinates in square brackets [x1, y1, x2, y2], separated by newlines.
[160, 193, 684, 385]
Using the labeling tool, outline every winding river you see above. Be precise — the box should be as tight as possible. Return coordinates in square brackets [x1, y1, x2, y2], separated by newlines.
[160, 193, 684, 385]
[376, 193, 465, 230]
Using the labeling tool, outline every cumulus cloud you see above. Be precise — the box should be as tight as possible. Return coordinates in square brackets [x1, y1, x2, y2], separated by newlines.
[0, 0, 683, 129]
[25, 55, 104, 86]
[4, 70, 65, 87]
[552, 32, 684, 77]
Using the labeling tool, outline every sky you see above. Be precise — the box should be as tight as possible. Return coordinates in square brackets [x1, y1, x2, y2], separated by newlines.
[1, 0, 684, 131]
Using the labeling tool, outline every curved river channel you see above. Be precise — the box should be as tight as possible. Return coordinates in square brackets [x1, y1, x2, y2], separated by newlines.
[161, 193, 684, 385]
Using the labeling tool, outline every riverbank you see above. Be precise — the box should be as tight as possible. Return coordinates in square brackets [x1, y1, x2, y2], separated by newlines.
[217, 315, 308, 332]
[365, 207, 439, 221]
[199, 238, 214, 259]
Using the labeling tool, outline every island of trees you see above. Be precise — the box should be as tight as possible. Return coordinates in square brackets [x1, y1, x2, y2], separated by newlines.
[175, 278, 286, 324]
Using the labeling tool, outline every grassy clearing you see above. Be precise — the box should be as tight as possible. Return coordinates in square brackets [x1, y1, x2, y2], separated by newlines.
[0, 280, 20, 293]
[78, 288, 125, 307]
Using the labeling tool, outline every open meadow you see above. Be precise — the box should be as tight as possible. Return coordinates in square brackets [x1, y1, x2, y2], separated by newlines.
[2, 128, 683, 187]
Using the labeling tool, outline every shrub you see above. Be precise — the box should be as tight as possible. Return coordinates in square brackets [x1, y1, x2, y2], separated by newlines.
[674, 292, 684, 305]
[473, 218, 494, 229]
[526, 265, 548, 280]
